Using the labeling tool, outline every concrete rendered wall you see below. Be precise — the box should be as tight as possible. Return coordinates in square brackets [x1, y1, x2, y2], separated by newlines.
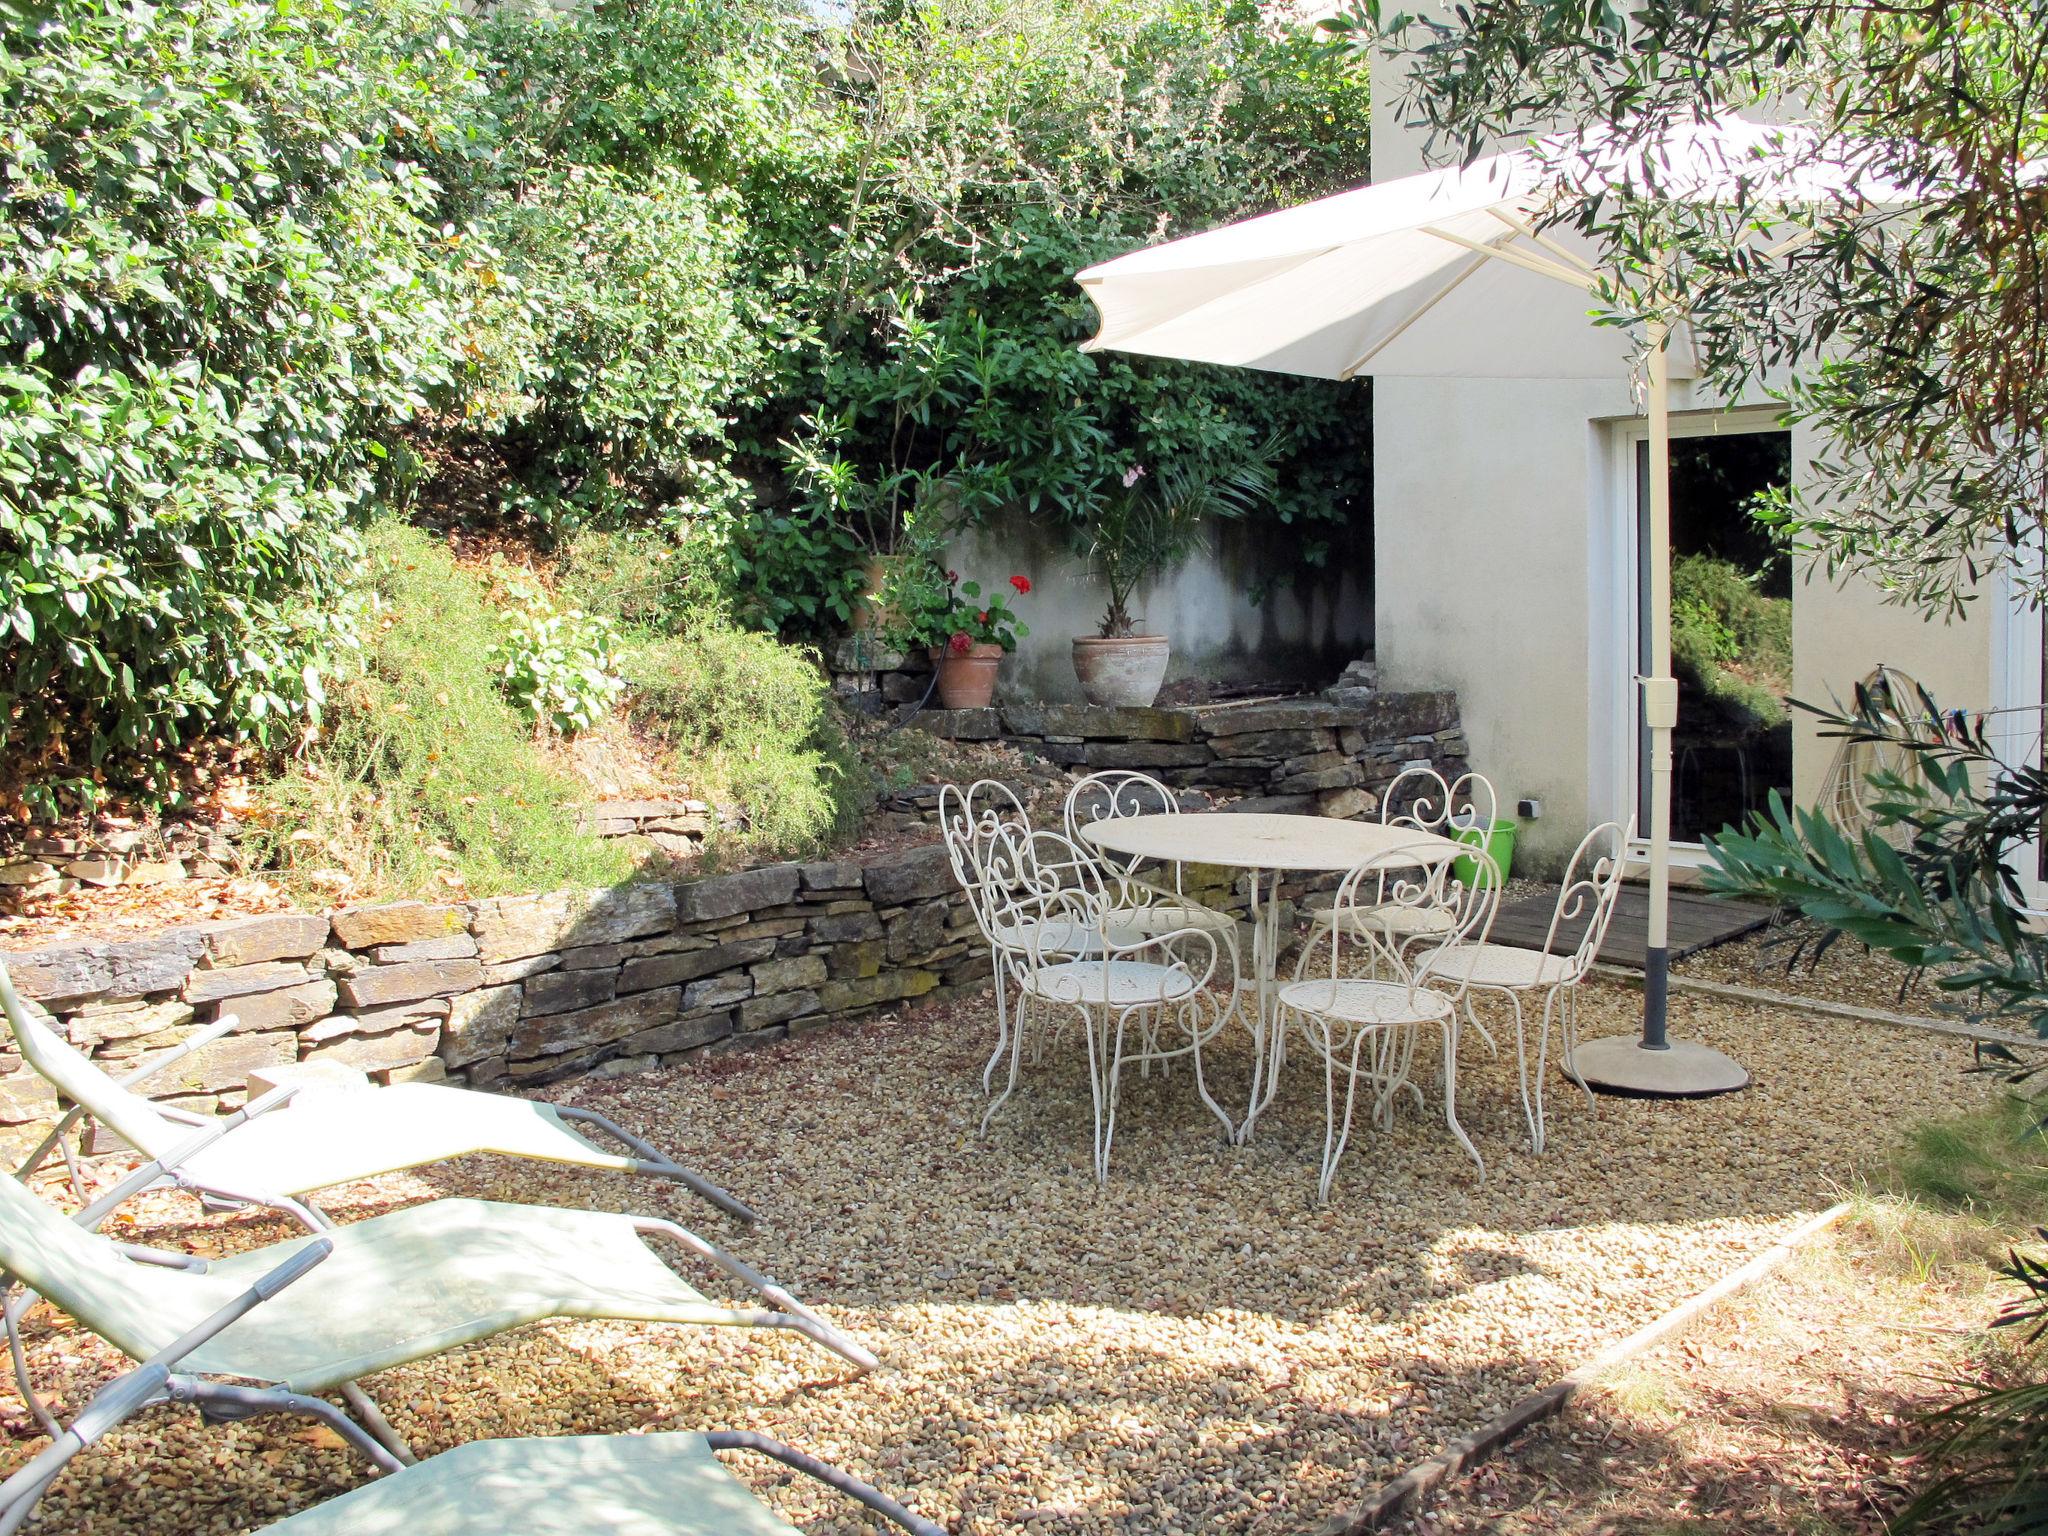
[1368, 47, 1992, 873]
[945, 493, 1373, 704]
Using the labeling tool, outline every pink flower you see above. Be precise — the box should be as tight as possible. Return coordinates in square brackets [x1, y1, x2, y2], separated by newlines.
[948, 631, 972, 655]
[945, 569, 959, 583]
[1122, 465, 1146, 489]
[1009, 575, 1031, 594]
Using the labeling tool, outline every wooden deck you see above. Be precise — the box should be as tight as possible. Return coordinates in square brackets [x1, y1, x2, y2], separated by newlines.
[1488, 884, 1771, 970]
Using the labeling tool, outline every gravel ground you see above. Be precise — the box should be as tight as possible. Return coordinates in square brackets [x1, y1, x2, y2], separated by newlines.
[1673, 916, 1972, 1017]
[0, 977, 1997, 1535]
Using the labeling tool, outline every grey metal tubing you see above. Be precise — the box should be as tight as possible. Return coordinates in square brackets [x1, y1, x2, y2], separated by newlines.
[553, 1106, 759, 1225]
[73, 1084, 332, 1235]
[113, 1013, 243, 1088]
[111, 1242, 208, 1271]
[1, 1285, 57, 1439]
[632, 1218, 878, 1372]
[705, 1430, 946, 1536]
[174, 1379, 404, 1473]
[339, 1381, 419, 1466]
[0, 1239, 335, 1534]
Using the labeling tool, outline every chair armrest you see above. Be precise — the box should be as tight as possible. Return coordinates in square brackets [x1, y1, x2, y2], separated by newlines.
[115, 1012, 243, 1089]
[1099, 921, 1222, 987]
[703, 1430, 946, 1536]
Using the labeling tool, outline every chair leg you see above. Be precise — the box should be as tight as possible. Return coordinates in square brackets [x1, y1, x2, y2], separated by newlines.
[981, 991, 1031, 1136]
[1440, 1017, 1484, 1179]
[1530, 989, 1561, 1155]
[1187, 997, 1236, 1141]
[1562, 985, 1598, 1109]
[1509, 990, 1542, 1153]
[981, 963, 1009, 1096]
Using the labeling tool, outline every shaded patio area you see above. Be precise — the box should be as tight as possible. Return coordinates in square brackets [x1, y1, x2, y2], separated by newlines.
[6, 978, 1989, 1534]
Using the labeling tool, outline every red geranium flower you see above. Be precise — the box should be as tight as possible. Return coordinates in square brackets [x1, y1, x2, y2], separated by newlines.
[1010, 575, 1031, 594]
[948, 631, 972, 655]
[945, 569, 959, 583]
[976, 610, 990, 625]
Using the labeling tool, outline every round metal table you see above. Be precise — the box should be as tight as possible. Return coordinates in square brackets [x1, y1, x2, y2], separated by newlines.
[1076, 813, 1465, 1141]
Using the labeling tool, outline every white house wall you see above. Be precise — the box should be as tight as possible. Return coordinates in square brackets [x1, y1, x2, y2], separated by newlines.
[1370, 40, 1993, 872]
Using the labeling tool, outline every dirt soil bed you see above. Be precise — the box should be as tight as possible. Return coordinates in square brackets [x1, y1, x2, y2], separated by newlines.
[1385, 1203, 2011, 1534]
[0, 979, 1995, 1534]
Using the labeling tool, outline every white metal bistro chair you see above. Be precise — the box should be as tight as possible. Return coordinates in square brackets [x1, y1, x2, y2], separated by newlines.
[938, 780, 1099, 1107]
[981, 824, 1233, 1182]
[1279, 840, 1501, 1198]
[1302, 767, 1498, 949]
[1063, 769, 1245, 1006]
[1421, 820, 1631, 1155]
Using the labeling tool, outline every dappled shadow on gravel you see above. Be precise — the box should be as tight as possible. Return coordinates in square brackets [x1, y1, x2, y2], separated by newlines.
[0, 977, 1993, 1534]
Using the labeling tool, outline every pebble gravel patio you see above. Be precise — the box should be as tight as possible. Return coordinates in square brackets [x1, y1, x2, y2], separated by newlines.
[1, 977, 1993, 1535]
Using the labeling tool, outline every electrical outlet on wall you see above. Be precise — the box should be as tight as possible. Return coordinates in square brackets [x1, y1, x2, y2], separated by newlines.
[1517, 798, 1542, 820]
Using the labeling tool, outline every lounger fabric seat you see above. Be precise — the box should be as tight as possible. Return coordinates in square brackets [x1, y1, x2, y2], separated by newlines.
[0, 966, 749, 1221]
[0, 1173, 870, 1395]
[261, 1434, 805, 1536]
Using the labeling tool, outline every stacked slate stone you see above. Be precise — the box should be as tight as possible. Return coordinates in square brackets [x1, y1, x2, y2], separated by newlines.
[914, 693, 1469, 819]
[0, 844, 980, 1160]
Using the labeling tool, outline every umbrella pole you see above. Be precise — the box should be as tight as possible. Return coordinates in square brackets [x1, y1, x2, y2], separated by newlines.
[1570, 321, 1750, 1100]
[1642, 323, 1677, 1051]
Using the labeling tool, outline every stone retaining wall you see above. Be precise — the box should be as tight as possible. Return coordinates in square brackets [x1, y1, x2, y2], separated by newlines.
[914, 691, 1468, 820]
[0, 689, 1468, 1159]
[0, 841, 978, 1160]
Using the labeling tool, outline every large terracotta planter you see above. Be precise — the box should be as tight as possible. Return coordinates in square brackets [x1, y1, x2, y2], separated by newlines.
[930, 642, 1003, 709]
[1072, 634, 1170, 707]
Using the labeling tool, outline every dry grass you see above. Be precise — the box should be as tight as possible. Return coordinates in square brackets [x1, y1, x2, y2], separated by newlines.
[0, 978, 2001, 1534]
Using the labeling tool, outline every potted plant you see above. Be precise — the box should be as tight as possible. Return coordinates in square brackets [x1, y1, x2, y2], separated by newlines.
[882, 559, 1033, 710]
[1072, 453, 1277, 707]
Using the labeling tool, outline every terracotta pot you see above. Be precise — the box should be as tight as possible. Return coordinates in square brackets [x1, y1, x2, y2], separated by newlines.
[1071, 634, 1170, 707]
[929, 642, 1004, 709]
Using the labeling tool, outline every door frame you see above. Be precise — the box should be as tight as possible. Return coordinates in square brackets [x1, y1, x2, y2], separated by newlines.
[1990, 554, 2046, 909]
[1592, 403, 1792, 864]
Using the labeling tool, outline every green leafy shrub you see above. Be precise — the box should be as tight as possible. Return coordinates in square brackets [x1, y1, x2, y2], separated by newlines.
[0, 0, 490, 798]
[1670, 554, 1793, 734]
[254, 524, 634, 900]
[486, 575, 626, 735]
[556, 531, 866, 857]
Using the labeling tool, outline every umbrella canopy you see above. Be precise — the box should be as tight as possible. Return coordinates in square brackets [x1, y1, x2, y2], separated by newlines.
[1078, 116, 1908, 382]
[1074, 113, 1906, 1093]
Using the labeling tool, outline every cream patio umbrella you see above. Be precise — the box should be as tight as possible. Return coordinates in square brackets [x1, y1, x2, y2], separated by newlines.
[1076, 115, 1910, 1095]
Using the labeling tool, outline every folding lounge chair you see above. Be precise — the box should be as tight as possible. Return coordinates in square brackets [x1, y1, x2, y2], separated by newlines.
[0, 1159, 877, 1463]
[0, 1247, 938, 1536]
[0, 964, 756, 1226]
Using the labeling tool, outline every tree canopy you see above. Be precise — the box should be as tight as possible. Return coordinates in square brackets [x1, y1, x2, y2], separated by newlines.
[1336, 0, 2048, 614]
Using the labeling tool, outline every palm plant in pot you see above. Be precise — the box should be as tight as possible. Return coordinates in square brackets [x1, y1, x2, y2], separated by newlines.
[1073, 452, 1277, 707]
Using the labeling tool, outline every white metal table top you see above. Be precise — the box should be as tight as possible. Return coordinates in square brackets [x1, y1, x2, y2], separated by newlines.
[1077, 812, 1466, 873]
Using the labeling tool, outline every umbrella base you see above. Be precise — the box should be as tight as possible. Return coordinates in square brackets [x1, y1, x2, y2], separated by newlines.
[1567, 1035, 1749, 1099]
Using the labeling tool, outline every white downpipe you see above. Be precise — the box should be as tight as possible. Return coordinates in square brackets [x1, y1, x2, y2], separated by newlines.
[1641, 322, 1678, 1046]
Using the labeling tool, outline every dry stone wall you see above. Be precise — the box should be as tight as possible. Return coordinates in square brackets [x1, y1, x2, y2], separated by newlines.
[0, 690, 1466, 1159]
[915, 691, 1468, 819]
[0, 843, 974, 1160]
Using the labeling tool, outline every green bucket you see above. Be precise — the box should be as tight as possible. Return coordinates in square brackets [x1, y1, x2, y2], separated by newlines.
[1452, 817, 1516, 889]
